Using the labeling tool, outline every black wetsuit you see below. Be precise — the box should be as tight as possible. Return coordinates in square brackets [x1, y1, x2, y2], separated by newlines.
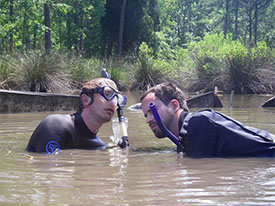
[178, 109, 275, 158]
[26, 113, 106, 153]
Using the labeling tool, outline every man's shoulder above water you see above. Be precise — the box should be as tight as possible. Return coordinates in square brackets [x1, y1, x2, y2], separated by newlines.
[26, 113, 76, 153]
[180, 109, 275, 158]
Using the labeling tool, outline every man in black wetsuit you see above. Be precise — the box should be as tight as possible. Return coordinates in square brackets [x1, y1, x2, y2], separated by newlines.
[141, 82, 275, 158]
[27, 78, 129, 153]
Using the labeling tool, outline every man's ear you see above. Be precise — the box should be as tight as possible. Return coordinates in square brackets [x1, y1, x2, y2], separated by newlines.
[168, 99, 180, 112]
[80, 94, 91, 107]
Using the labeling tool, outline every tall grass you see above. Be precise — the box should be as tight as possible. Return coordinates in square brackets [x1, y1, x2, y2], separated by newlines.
[226, 52, 275, 94]
[0, 50, 107, 93]
[66, 54, 103, 89]
[130, 42, 178, 91]
[187, 33, 275, 94]
[1, 37, 274, 95]
[0, 56, 16, 89]
[103, 59, 135, 91]
[7, 50, 75, 92]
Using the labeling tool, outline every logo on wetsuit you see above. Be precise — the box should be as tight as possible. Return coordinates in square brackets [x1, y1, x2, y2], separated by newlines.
[45, 140, 60, 154]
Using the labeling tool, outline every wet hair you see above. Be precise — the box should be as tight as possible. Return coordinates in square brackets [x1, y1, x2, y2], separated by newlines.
[77, 78, 118, 114]
[140, 82, 189, 112]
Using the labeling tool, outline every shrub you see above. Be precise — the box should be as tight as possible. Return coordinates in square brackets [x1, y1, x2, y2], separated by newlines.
[224, 41, 275, 93]
[7, 50, 74, 93]
[187, 33, 275, 94]
[0, 55, 16, 89]
[131, 42, 163, 90]
[131, 42, 180, 91]
[67, 55, 102, 88]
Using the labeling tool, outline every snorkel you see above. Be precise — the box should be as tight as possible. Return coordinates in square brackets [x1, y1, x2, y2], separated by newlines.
[149, 102, 183, 151]
[115, 98, 129, 148]
[101, 68, 129, 148]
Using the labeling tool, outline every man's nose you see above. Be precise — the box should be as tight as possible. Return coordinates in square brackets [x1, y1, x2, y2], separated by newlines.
[109, 97, 118, 106]
[146, 113, 154, 124]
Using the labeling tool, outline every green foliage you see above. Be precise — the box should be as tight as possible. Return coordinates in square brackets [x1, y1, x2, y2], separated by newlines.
[67, 55, 102, 87]
[186, 33, 227, 91]
[131, 42, 176, 90]
[0, 56, 16, 89]
[131, 42, 156, 90]
[186, 33, 275, 93]
[23, 51, 72, 92]
[3, 50, 75, 93]
[101, 0, 161, 58]
[1, 0, 275, 94]
[251, 41, 275, 61]
[107, 66, 129, 91]
[1, 0, 275, 56]
[223, 40, 275, 94]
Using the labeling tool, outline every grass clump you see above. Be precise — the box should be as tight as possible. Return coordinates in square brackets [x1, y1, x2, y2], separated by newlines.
[1, 36, 274, 95]
[9, 50, 74, 93]
[0, 56, 17, 89]
[131, 42, 176, 91]
[66, 55, 103, 89]
[187, 33, 275, 94]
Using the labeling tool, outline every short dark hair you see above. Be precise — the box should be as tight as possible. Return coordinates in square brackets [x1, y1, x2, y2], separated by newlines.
[140, 82, 189, 112]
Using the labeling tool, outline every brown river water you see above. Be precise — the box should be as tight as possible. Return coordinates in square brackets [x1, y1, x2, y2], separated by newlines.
[1, 92, 275, 206]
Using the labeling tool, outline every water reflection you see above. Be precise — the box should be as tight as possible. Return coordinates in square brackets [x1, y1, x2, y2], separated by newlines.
[0, 93, 275, 205]
[173, 157, 275, 205]
[108, 147, 129, 194]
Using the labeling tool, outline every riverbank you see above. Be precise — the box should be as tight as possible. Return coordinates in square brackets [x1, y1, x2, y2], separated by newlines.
[1, 35, 275, 95]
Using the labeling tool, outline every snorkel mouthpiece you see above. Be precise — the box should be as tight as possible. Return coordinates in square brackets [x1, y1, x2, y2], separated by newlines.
[149, 102, 183, 150]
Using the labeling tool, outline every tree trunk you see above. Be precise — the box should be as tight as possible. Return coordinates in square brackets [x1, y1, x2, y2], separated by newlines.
[180, 3, 188, 45]
[224, 0, 230, 38]
[9, 0, 14, 52]
[44, 3, 51, 53]
[25, 24, 30, 50]
[33, 24, 37, 49]
[67, 16, 72, 50]
[254, 1, 258, 46]
[118, 0, 127, 60]
[106, 41, 113, 60]
[248, 5, 252, 46]
[74, 1, 79, 52]
[233, 0, 239, 40]
[79, 6, 83, 54]
[23, 3, 30, 50]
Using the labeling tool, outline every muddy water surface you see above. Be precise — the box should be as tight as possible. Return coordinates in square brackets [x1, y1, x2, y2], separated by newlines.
[0, 93, 275, 206]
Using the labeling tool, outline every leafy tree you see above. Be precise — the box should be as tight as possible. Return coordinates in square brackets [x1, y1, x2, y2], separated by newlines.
[0, 0, 275, 57]
[101, 0, 160, 59]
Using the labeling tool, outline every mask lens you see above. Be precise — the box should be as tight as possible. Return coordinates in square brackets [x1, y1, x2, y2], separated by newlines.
[101, 86, 126, 107]
[103, 87, 116, 100]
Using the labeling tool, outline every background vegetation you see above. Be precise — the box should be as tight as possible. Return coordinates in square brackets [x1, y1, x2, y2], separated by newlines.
[1, 0, 275, 94]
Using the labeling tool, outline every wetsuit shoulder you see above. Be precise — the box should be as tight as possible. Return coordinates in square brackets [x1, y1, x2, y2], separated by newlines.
[184, 111, 216, 157]
[26, 114, 75, 153]
[185, 110, 275, 157]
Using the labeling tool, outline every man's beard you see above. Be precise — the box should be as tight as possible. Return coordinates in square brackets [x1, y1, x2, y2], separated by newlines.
[153, 124, 168, 138]
[153, 114, 173, 138]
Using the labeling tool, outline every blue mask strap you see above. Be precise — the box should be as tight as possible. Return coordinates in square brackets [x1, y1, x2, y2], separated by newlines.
[149, 102, 184, 151]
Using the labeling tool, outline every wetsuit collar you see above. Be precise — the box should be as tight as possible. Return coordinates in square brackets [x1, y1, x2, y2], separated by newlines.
[178, 111, 192, 152]
[74, 113, 97, 136]
[178, 110, 188, 129]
